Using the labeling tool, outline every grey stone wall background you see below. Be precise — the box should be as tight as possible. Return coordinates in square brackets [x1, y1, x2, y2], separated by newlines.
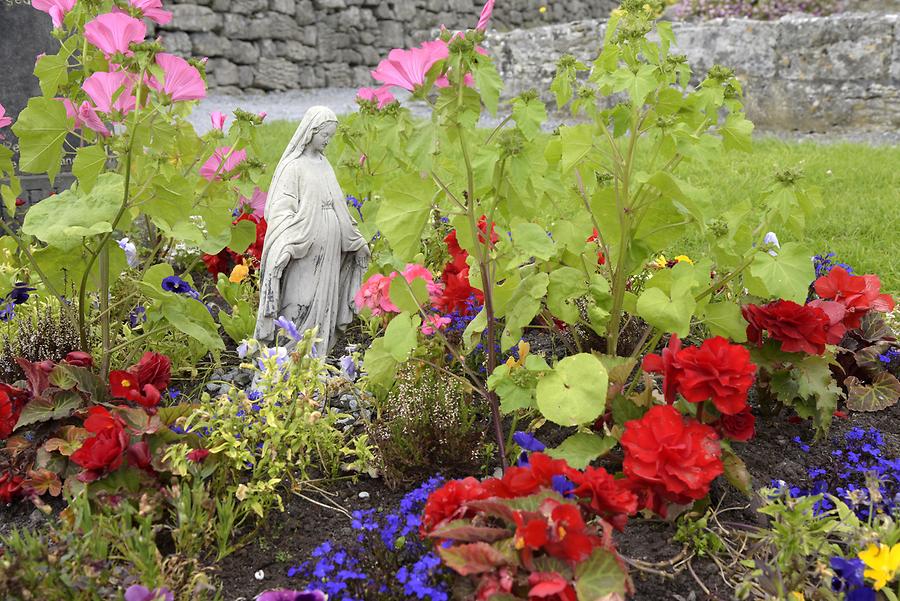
[157, 0, 618, 92]
[487, 13, 900, 131]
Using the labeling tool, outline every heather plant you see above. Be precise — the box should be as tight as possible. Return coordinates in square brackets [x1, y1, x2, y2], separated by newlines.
[0, 0, 269, 373]
[0, 293, 82, 383]
[368, 362, 489, 485]
[334, 0, 828, 481]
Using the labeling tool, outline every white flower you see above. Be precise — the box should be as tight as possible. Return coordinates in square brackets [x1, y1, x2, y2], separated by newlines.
[763, 231, 780, 256]
[117, 237, 138, 268]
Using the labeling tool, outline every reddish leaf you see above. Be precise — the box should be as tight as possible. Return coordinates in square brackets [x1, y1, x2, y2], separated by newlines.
[116, 405, 162, 435]
[438, 542, 515, 576]
[43, 426, 90, 456]
[16, 358, 51, 397]
[845, 373, 900, 412]
[14, 391, 83, 430]
[1, 436, 32, 458]
[430, 519, 512, 543]
[24, 468, 62, 497]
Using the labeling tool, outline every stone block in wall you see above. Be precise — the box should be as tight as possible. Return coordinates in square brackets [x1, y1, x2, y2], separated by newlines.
[318, 30, 351, 55]
[378, 20, 404, 48]
[231, 0, 268, 14]
[191, 32, 230, 57]
[277, 40, 318, 62]
[777, 14, 893, 81]
[352, 65, 373, 86]
[255, 57, 301, 89]
[259, 39, 278, 58]
[295, 0, 315, 25]
[323, 63, 353, 86]
[358, 45, 380, 65]
[207, 58, 240, 86]
[314, 0, 346, 7]
[229, 40, 261, 64]
[670, 19, 777, 80]
[211, 0, 231, 10]
[224, 13, 302, 40]
[238, 66, 256, 88]
[300, 25, 317, 46]
[161, 5, 222, 32]
[889, 16, 900, 82]
[270, 0, 295, 13]
[298, 66, 321, 87]
[160, 31, 193, 56]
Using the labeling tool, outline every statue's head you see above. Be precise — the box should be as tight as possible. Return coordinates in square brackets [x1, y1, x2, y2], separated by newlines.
[308, 120, 338, 154]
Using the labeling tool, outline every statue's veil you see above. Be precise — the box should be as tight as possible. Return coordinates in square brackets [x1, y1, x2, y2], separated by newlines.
[265, 106, 338, 221]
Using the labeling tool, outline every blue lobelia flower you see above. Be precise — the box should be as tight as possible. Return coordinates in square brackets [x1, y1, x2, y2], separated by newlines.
[7, 282, 37, 305]
[274, 316, 302, 342]
[161, 275, 199, 299]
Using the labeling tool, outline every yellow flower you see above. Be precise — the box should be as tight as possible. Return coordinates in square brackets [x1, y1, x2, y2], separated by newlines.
[859, 543, 900, 590]
[229, 263, 249, 283]
[505, 340, 531, 369]
[611, 7, 625, 16]
[539, 5, 547, 13]
[653, 255, 668, 268]
[788, 593, 804, 601]
[674, 255, 694, 265]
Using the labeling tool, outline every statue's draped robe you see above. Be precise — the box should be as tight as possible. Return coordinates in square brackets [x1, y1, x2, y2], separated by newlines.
[255, 154, 367, 354]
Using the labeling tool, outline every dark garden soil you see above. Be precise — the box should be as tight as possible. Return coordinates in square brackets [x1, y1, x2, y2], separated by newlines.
[212, 402, 900, 601]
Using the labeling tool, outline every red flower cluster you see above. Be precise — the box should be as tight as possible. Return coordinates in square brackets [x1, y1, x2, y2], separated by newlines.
[431, 230, 483, 314]
[621, 405, 723, 516]
[742, 300, 830, 355]
[643, 336, 756, 415]
[109, 352, 171, 410]
[512, 498, 600, 563]
[70, 407, 130, 483]
[586, 228, 606, 266]
[714, 407, 755, 442]
[0, 390, 21, 441]
[202, 213, 268, 277]
[813, 266, 895, 329]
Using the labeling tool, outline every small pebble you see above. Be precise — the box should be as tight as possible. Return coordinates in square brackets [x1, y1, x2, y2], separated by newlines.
[358, 491, 370, 499]
[254, 570, 265, 580]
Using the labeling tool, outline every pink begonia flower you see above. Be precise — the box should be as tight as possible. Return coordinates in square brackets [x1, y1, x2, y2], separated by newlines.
[0, 104, 12, 129]
[356, 86, 396, 109]
[476, 0, 495, 31]
[371, 40, 449, 92]
[401, 263, 443, 299]
[128, 0, 172, 25]
[84, 13, 147, 57]
[150, 53, 206, 102]
[77, 101, 111, 137]
[240, 187, 267, 218]
[83, 70, 137, 115]
[200, 146, 248, 181]
[31, 0, 76, 29]
[354, 273, 400, 316]
[210, 111, 227, 130]
[421, 315, 452, 336]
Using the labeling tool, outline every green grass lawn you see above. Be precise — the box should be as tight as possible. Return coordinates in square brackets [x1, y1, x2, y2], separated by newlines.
[260, 120, 900, 292]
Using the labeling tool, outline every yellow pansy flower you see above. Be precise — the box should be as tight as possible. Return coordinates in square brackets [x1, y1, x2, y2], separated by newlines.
[652, 255, 668, 268]
[505, 340, 531, 369]
[538, 5, 548, 13]
[674, 255, 694, 265]
[859, 543, 900, 590]
[229, 263, 250, 283]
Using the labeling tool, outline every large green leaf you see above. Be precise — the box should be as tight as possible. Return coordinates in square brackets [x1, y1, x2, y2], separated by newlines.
[228, 219, 257, 254]
[22, 173, 123, 250]
[560, 124, 594, 173]
[574, 547, 628, 600]
[72, 144, 108, 194]
[11, 97, 70, 182]
[635, 267, 697, 337]
[536, 353, 608, 426]
[746, 242, 814, 303]
[388, 276, 429, 314]
[15, 391, 84, 430]
[473, 57, 503, 116]
[701, 301, 748, 342]
[511, 95, 547, 140]
[377, 173, 432, 261]
[547, 267, 588, 324]
[145, 174, 195, 236]
[510, 221, 556, 261]
[160, 296, 225, 352]
[546, 433, 617, 469]
[383, 312, 420, 362]
[501, 272, 549, 349]
[34, 52, 69, 98]
[363, 336, 399, 391]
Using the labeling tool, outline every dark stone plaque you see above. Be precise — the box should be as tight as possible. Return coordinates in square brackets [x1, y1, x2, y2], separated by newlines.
[0, 0, 74, 218]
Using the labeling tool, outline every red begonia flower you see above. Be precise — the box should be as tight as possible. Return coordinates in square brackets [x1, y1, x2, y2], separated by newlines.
[742, 300, 830, 355]
[714, 407, 756, 442]
[672, 336, 756, 415]
[528, 572, 577, 601]
[71, 415, 129, 483]
[642, 334, 682, 404]
[132, 351, 171, 391]
[187, 448, 210, 463]
[814, 266, 895, 329]
[420, 477, 488, 533]
[540, 499, 597, 563]
[806, 299, 848, 344]
[570, 465, 638, 525]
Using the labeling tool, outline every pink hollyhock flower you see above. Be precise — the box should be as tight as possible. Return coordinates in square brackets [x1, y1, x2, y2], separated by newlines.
[240, 187, 267, 218]
[371, 40, 449, 92]
[0, 104, 12, 129]
[435, 72, 475, 88]
[200, 146, 248, 181]
[354, 273, 400, 316]
[128, 0, 172, 25]
[210, 111, 227, 130]
[421, 315, 451, 335]
[476, 0, 495, 31]
[84, 13, 146, 57]
[82, 70, 137, 115]
[151, 53, 206, 102]
[32, 0, 76, 29]
[76, 101, 111, 137]
[258, 111, 267, 121]
[356, 86, 396, 109]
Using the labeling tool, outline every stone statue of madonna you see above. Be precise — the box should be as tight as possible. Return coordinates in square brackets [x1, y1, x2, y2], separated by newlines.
[254, 106, 370, 355]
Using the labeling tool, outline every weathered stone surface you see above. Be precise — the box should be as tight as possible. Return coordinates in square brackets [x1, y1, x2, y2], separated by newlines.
[230, 0, 268, 15]
[162, 5, 221, 31]
[207, 58, 240, 86]
[278, 40, 317, 62]
[161, 31, 193, 56]
[255, 57, 301, 89]
[270, 0, 295, 13]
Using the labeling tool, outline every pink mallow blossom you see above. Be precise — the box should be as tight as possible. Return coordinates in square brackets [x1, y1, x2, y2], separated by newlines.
[371, 40, 448, 93]
[200, 146, 248, 181]
[356, 86, 396, 109]
[84, 13, 147, 57]
[128, 0, 172, 25]
[355, 273, 399, 316]
[401, 263, 443, 299]
[82, 71, 137, 115]
[32, 0, 76, 29]
[150, 53, 206, 102]
[476, 0, 495, 31]
[421, 315, 451, 336]
[436, 72, 475, 88]
[62, 98, 110, 137]
[210, 111, 227, 130]
[0, 104, 12, 129]
[240, 186, 267, 218]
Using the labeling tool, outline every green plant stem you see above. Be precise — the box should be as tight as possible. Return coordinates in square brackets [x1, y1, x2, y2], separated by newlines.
[99, 242, 110, 375]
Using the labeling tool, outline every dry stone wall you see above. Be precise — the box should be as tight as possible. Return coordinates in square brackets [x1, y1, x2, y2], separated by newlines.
[157, 0, 618, 91]
[486, 13, 900, 131]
